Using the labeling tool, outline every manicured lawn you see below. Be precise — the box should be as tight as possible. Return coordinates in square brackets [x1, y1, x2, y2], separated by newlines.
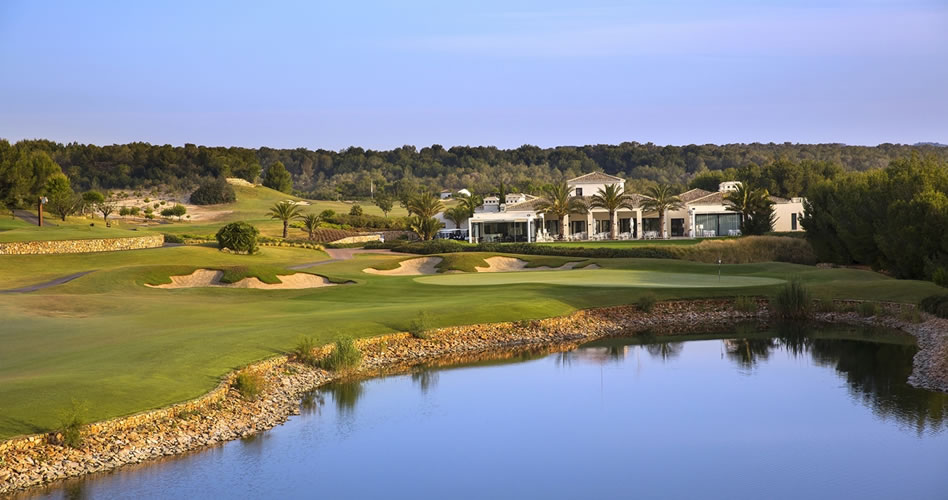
[0, 184, 408, 243]
[538, 237, 733, 248]
[0, 245, 942, 439]
[415, 269, 784, 288]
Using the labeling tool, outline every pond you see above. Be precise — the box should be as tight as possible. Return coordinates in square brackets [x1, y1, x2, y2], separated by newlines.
[26, 325, 948, 500]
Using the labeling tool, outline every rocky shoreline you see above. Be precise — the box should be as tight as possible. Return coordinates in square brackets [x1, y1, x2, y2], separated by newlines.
[1, 299, 945, 496]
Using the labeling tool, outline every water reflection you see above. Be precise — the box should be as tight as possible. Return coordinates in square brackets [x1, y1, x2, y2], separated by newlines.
[410, 367, 439, 394]
[321, 329, 948, 434]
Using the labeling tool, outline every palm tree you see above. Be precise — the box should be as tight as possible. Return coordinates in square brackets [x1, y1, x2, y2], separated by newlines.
[639, 185, 684, 239]
[443, 206, 468, 229]
[405, 191, 445, 240]
[590, 183, 636, 240]
[268, 201, 304, 238]
[456, 190, 482, 217]
[724, 182, 775, 235]
[406, 191, 444, 219]
[299, 213, 322, 240]
[534, 181, 588, 240]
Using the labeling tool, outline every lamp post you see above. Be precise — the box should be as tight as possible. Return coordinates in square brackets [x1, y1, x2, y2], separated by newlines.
[37, 196, 48, 227]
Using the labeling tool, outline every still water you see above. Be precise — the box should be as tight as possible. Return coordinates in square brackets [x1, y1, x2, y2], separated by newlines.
[28, 326, 948, 500]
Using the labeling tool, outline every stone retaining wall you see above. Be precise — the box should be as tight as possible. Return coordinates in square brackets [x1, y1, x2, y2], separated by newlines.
[331, 234, 382, 245]
[0, 235, 164, 255]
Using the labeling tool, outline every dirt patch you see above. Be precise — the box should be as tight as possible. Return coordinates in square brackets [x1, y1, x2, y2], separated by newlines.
[475, 256, 599, 272]
[363, 257, 442, 276]
[147, 269, 337, 289]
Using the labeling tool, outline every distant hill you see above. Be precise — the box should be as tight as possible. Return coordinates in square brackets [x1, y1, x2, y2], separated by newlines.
[914, 142, 948, 147]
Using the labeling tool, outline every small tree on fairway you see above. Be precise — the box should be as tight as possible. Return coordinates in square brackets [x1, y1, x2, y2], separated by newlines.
[348, 204, 363, 216]
[268, 201, 304, 238]
[82, 191, 105, 218]
[374, 192, 394, 217]
[299, 213, 322, 240]
[97, 198, 116, 225]
[216, 221, 259, 253]
[45, 173, 80, 221]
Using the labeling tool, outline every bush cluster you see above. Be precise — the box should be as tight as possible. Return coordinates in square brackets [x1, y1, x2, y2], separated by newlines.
[771, 278, 812, 320]
[190, 178, 237, 205]
[919, 295, 948, 319]
[636, 293, 657, 313]
[293, 336, 319, 366]
[372, 236, 812, 265]
[319, 338, 363, 372]
[216, 221, 259, 254]
[233, 371, 266, 400]
[407, 311, 433, 339]
[734, 296, 759, 313]
[56, 400, 88, 449]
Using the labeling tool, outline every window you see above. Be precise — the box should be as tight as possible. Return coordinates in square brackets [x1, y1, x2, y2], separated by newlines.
[574, 187, 583, 196]
[791, 213, 798, 230]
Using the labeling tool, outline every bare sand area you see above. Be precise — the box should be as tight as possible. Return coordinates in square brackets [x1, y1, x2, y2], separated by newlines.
[147, 269, 337, 289]
[475, 256, 599, 272]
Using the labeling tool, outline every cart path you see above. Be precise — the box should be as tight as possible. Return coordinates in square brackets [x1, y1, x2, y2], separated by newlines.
[288, 248, 398, 270]
[12, 210, 57, 226]
[0, 271, 95, 294]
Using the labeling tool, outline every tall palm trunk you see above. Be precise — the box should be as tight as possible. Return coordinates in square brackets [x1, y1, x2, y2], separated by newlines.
[561, 216, 568, 240]
[283, 221, 289, 238]
[658, 209, 665, 238]
[610, 210, 617, 240]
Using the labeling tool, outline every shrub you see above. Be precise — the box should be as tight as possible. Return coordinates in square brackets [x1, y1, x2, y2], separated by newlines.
[232, 371, 266, 400]
[771, 278, 812, 320]
[934, 267, 948, 288]
[814, 299, 839, 313]
[293, 336, 318, 366]
[119, 206, 130, 216]
[407, 311, 433, 339]
[858, 301, 880, 317]
[637, 293, 657, 313]
[348, 204, 363, 216]
[216, 221, 259, 254]
[319, 337, 363, 372]
[734, 296, 759, 313]
[899, 307, 922, 324]
[190, 178, 236, 205]
[919, 295, 948, 319]
[56, 400, 88, 449]
[163, 233, 185, 244]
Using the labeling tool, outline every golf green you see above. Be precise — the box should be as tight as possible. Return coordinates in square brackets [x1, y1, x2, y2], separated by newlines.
[414, 269, 786, 288]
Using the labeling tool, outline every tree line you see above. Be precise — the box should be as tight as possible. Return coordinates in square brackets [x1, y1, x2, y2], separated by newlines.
[803, 154, 948, 285]
[3, 139, 946, 203]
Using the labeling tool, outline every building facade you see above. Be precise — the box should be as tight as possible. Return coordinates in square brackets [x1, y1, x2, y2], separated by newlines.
[466, 174, 804, 243]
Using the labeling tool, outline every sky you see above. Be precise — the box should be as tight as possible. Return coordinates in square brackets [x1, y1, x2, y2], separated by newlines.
[1, 0, 946, 150]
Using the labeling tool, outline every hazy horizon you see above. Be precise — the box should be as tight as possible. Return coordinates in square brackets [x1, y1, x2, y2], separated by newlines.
[2, 0, 946, 149]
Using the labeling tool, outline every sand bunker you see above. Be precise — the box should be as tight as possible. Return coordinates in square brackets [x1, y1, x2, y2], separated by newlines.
[474, 257, 599, 273]
[147, 269, 337, 289]
[364, 257, 442, 276]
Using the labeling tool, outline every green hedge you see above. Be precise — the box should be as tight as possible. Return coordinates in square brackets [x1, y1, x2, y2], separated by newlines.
[919, 295, 948, 318]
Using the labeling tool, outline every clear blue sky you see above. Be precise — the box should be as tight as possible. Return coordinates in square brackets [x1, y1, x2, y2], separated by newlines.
[1, 0, 946, 149]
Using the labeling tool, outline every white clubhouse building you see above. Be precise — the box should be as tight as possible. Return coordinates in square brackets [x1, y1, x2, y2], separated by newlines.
[467, 173, 804, 243]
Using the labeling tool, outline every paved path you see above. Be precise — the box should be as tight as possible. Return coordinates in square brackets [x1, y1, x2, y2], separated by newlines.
[13, 210, 57, 226]
[288, 248, 397, 270]
[0, 271, 95, 294]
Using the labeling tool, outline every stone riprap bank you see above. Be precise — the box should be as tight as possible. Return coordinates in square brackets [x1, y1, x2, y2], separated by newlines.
[0, 235, 164, 255]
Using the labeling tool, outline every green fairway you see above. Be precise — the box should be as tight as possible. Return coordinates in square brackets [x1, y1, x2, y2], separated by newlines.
[0, 244, 943, 440]
[538, 238, 729, 248]
[415, 269, 785, 288]
[0, 184, 409, 243]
